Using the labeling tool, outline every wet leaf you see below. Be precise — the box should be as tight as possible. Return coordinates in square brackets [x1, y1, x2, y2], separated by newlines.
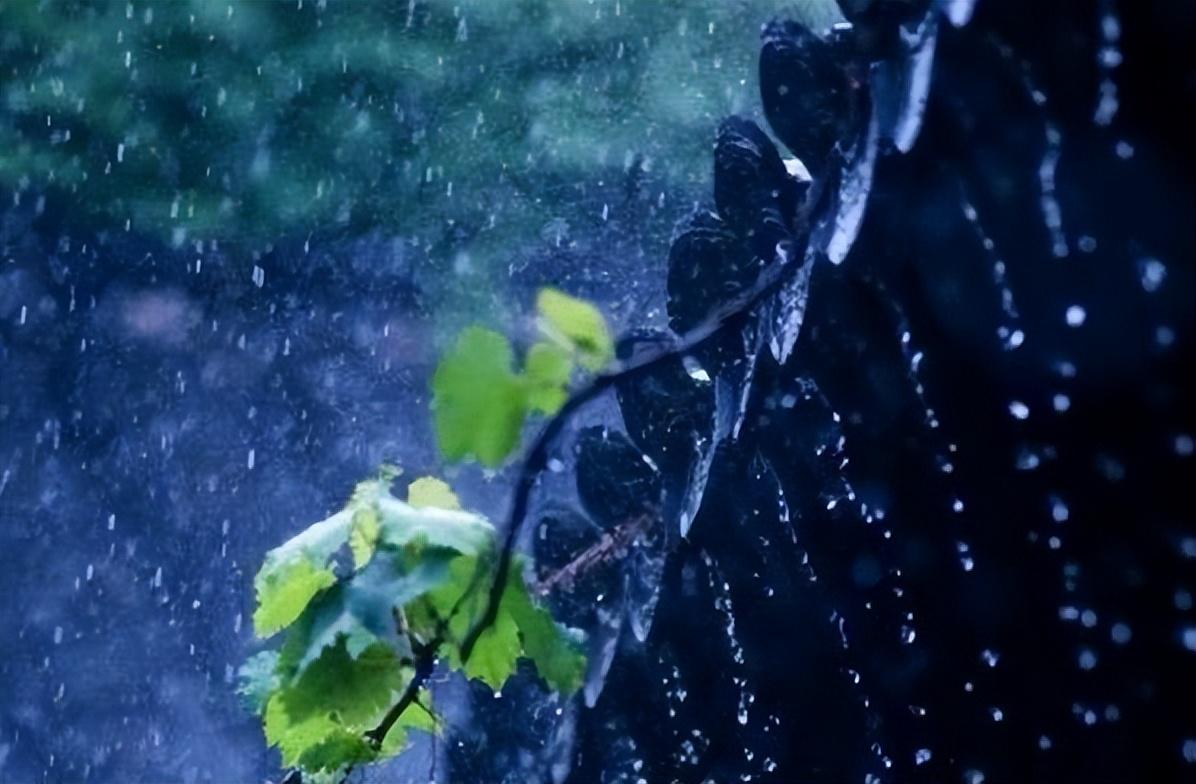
[349, 507, 380, 570]
[432, 327, 529, 465]
[254, 558, 337, 638]
[524, 341, 574, 414]
[406, 476, 462, 511]
[536, 288, 614, 371]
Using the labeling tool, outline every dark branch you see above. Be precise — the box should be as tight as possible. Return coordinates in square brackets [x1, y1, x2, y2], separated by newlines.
[352, 234, 810, 771]
[364, 629, 440, 747]
[533, 512, 656, 596]
[457, 240, 808, 662]
[343, 136, 828, 784]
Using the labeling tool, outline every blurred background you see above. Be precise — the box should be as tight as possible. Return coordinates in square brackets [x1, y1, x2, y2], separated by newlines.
[0, 2, 844, 780]
[1, 1, 1193, 782]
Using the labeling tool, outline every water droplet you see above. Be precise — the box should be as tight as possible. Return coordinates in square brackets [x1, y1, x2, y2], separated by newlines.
[1138, 257, 1167, 292]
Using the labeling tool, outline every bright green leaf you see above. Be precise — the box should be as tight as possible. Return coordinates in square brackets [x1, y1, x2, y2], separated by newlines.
[264, 695, 346, 770]
[524, 341, 573, 414]
[294, 728, 376, 773]
[399, 694, 439, 734]
[463, 607, 522, 689]
[258, 507, 354, 577]
[349, 507, 380, 570]
[379, 689, 438, 758]
[244, 470, 587, 778]
[504, 564, 587, 694]
[292, 642, 404, 725]
[290, 550, 463, 675]
[254, 558, 337, 638]
[404, 555, 486, 645]
[264, 641, 407, 771]
[432, 327, 529, 466]
[406, 476, 461, 510]
[411, 554, 585, 693]
[536, 288, 614, 371]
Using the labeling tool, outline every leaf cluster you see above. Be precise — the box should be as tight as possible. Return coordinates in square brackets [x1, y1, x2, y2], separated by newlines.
[431, 288, 613, 465]
[240, 471, 584, 776]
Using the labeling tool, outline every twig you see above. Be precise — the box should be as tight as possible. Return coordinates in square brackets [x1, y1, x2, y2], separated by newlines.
[354, 229, 811, 769]
[534, 512, 656, 596]
[364, 625, 441, 747]
[458, 238, 810, 663]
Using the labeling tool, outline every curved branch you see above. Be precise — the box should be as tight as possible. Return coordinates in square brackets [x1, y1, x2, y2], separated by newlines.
[533, 512, 657, 596]
[354, 237, 812, 770]
[458, 240, 808, 661]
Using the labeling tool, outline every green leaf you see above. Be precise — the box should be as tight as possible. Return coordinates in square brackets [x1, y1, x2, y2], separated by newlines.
[504, 565, 587, 694]
[294, 727, 376, 773]
[379, 689, 438, 758]
[398, 693, 439, 734]
[251, 488, 366, 637]
[375, 495, 493, 556]
[264, 698, 347, 771]
[237, 650, 281, 715]
[523, 341, 574, 414]
[411, 552, 519, 689]
[289, 549, 462, 676]
[243, 469, 586, 778]
[264, 641, 406, 771]
[536, 288, 614, 371]
[411, 555, 585, 693]
[432, 327, 529, 465]
[349, 507, 380, 570]
[254, 558, 337, 638]
[404, 555, 487, 644]
[406, 476, 461, 510]
[463, 605, 522, 689]
[259, 506, 355, 575]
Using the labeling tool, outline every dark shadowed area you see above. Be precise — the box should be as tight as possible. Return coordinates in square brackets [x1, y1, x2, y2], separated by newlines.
[1, 1, 1193, 782]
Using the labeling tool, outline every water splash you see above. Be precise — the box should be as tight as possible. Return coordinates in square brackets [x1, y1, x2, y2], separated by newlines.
[1093, 0, 1122, 127]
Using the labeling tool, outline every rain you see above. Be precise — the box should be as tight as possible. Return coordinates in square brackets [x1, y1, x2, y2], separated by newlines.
[1, 1, 1194, 783]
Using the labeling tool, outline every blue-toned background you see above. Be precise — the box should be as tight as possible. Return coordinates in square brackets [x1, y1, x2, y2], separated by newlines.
[2, 1, 1194, 782]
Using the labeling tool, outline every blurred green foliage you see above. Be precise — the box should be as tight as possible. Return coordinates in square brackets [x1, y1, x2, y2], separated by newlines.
[0, 0, 840, 276]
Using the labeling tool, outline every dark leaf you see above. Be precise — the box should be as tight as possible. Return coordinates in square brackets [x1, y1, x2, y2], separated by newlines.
[760, 19, 863, 176]
[575, 426, 663, 529]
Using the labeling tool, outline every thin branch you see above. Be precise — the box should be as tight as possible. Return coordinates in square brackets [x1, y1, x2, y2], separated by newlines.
[458, 239, 809, 663]
[355, 231, 811, 765]
[345, 118, 831, 784]
[533, 512, 656, 596]
[364, 632, 438, 747]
